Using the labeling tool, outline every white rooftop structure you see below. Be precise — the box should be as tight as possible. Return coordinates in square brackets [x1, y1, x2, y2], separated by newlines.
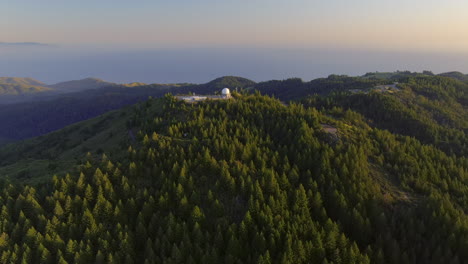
[221, 88, 231, 98]
[177, 95, 207, 102]
[175, 88, 232, 102]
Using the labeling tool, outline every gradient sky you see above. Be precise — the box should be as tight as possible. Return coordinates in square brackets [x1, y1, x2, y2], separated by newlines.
[2, 1, 468, 84]
[3, 0, 468, 52]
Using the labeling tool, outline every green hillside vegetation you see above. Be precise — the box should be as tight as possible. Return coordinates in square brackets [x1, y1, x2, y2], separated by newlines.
[438, 71, 468, 83]
[361, 71, 434, 81]
[255, 71, 467, 102]
[206, 76, 256, 89]
[362, 70, 468, 84]
[0, 90, 467, 263]
[304, 75, 468, 156]
[254, 75, 391, 101]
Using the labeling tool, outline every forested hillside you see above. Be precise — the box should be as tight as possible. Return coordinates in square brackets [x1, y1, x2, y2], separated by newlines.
[254, 75, 391, 101]
[304, 75, 468, 156]
[438, 71, 468, 83]
[0, 91, 467, 263]
[255, 71, 468, 102]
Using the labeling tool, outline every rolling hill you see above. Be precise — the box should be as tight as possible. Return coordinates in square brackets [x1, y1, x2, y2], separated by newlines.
[0, 77, 52, 95]
[0, 77, 46, 86]
[48, 77, 120, 93]
[438, 71, 468, 83]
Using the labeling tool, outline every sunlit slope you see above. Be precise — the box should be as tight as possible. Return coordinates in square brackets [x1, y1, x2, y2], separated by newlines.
[0, 77, 51, 95]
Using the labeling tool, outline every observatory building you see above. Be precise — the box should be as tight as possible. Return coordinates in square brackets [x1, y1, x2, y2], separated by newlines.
[176, 88, 233, 102]
[221, 88, 231, 98]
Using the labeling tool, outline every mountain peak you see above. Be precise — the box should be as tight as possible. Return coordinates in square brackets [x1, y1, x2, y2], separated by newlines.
[82, 77, 106, 82]
[206, 76, 256, 88]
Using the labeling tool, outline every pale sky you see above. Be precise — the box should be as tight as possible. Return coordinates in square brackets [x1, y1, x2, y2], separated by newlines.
[3, 0, 468, 52]
[2, 0, 468, 83]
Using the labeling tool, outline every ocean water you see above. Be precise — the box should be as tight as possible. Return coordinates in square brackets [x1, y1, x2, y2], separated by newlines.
[1, 45, 467, 84]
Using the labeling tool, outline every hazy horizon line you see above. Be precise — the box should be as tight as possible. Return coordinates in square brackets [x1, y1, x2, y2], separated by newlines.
[2, 70, 466, 87]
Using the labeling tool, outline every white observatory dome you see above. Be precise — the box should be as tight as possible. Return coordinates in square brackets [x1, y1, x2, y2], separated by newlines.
[221, 88, 230, 95]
